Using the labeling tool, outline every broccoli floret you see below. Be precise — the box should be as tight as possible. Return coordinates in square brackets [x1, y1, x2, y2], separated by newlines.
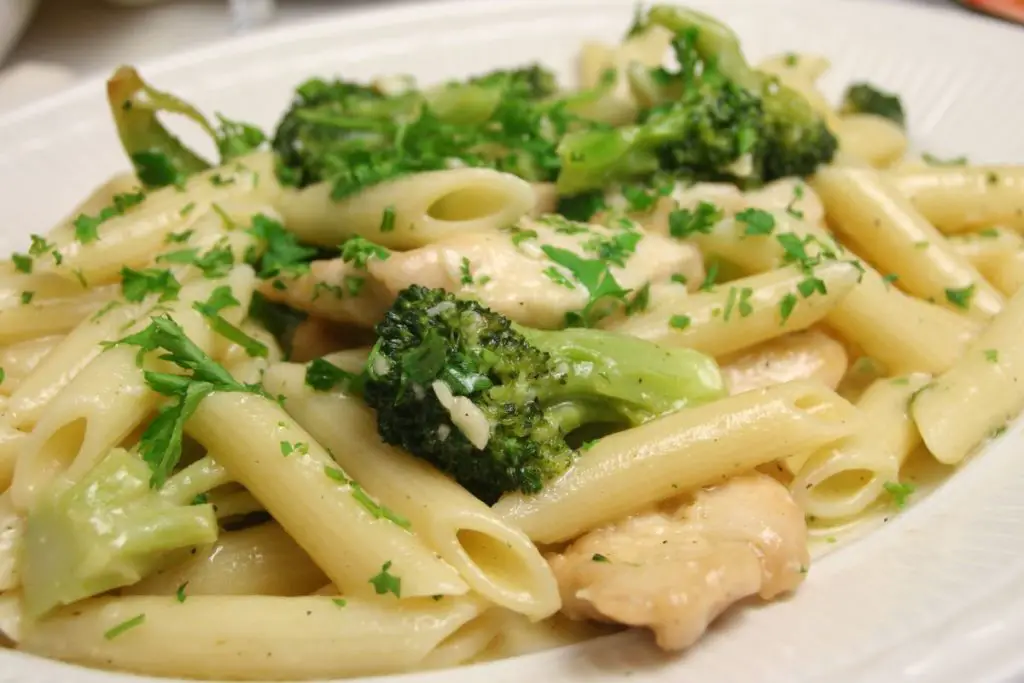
[20, 449, 222, 619]
[840, 82, 906, 128]
[362, 286, 726, 503]
[270, 65, 576, 199]
[556, 5, 837, 194]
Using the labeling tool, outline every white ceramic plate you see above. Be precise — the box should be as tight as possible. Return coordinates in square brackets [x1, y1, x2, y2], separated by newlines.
[2, 0, 1024, 681]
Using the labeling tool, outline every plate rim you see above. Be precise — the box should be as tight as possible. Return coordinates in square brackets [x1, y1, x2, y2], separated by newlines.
[1, 1, 1024, 682]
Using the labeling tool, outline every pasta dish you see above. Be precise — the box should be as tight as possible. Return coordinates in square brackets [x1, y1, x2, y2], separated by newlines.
[0, 4, 1021, 679]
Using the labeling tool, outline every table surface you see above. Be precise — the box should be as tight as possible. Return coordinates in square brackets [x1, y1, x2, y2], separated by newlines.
[0, 0, 955, 113]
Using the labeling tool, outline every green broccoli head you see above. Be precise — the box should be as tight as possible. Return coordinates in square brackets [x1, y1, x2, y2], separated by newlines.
[840, 82, 906, 128]
[362, 286, 725, 503]
[556, 5, 837, 195]
[20, 449, 220, 619]
[271, 66, 574, 199]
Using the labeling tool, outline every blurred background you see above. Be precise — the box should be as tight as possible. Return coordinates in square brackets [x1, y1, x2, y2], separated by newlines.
[0, 0, 1017, 115]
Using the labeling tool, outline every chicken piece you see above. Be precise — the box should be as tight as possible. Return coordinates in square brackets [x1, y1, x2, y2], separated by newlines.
[369, 216, 704, 329]
[547, 473, 809, 651]
[721, 328, 849, 395]
[256, 258, 392, 328]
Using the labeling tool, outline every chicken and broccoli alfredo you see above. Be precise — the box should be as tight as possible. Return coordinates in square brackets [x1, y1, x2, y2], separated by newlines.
[1, 4, 1023, 681]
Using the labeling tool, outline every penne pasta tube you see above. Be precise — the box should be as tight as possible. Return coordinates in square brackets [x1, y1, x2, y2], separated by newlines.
[0, 591, 20, 642]
[835, 114, 908, 168]
[911, 288, 1024, 465]
[185, 391, 468, 599]
[0, 423, 28, 493]
[0, 493, 23, 591]
[9, 268, 254, 512]
[811, 166, 1003, 320]
[35, 153, 276, 284]
[263, 362, 560, 619]
[493, 380, 859, 543]
[948, 229, 1024, 296]
[123, 523, 328, 597]
[19, 594, 488, 680]
[418, 608, 504, 670]
[887, 165, 1024, 234]
[692, 212, 981, 374]
[276, 168, 535, 250]
[0, 335, 61, 396]
[608, 261, 860, 357]
[721, 328, 849, 395]
[0, 284, 119, 345]
[790, 373, 931, 519]
[53, 172, 142, 242]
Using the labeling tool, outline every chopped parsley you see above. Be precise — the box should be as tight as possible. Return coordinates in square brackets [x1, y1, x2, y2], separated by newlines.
[797, 276, 827, 298]
[280, 441, 309, 457]
[248, 213, 317, 279]
[778, 292, 798, 325]
[369, 561, 401, 598]
[944, 284, 975, 310]
[192, 286, 268, 358]
[984, 349, 999, 363]
[340, 236, 390, 269]
[332, 598, 347, 608]
[625, 283, 651, 316]
[542, 266, 576, 289]
[459, 257, 474, 285]
[698, 262, 719, 292]
[670, 273, 688, 286]
[73, 191, 146, 244]
[508, 227, 539, 246]
[669, 314, 691, 330]
[379, 205, 396, 232]
[883, 481, 915, 509]
[103, 613, 146, 640]
[157, 242, 235, 279]
[175, 582, 188, 603]
[736, 208, 775, 236]
[541, 246, 631, 327]
[591, 553, 610, 563]
[120, 267, 181, 303]
[166, 229, 194, 244]
[103, 315, 264, 486]
[921, 152, 967, 167]
[881, 273, 899, 288]
[20, 291, 34, 305]
[582, 230, 642, 267]
[786, 184, 805, 219]
[11, 253, 32, 274]
[737, 287, 754, 317]
[305, 358, 363, 394]
[668, 201, 722, 239]
[622, 185, 658, 212]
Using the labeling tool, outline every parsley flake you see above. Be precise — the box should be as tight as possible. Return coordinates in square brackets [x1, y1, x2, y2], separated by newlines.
[736, 208, 775, 236]
[669, 314, 691, 330]
[883, 481, 915, 509]
[103, 613, 146, 640]
[379, 205, 396, 232]
[944, 284, 975, 310]
[668, 201, 722, 239]
[369, 561, 401, 598]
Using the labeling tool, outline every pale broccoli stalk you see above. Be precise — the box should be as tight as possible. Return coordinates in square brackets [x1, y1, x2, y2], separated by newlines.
[106, 66, 265, 189]
[20, 449, 226, 620]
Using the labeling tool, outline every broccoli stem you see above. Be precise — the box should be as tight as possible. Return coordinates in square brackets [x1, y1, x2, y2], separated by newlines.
[21, 449, 219, 620]
[644, 5, 760, 90]
[106, 66, 216, 188]
[519, 326, 727, 425]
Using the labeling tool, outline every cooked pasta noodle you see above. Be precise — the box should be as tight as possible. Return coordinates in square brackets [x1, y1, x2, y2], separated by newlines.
[0, 4, 1021, 680]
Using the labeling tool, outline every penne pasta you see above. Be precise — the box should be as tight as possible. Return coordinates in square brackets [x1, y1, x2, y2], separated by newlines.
[691, 211, 981, 373]
[0, 285, 119, 346]
[720, 328, 849, 395]
[493, 380, 859, 543]
[275, 168, 535, 249]
[0, 336, 61, 396]
[887, 165, 1024, 234]
[790, 373, 931, 519]
[19, 595, 489, 680]
[123, 522, 328, 597]
[263, 362, 560, 619]
[811, 166, 1003, 320]
[911, 288, 1024, 465]
[948, 229, 1024, 296]
[9, 268, 255, 512]
[608, 261, 860, 356]
[184, 390, 469, 599]
[834, 114, 908, 168]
